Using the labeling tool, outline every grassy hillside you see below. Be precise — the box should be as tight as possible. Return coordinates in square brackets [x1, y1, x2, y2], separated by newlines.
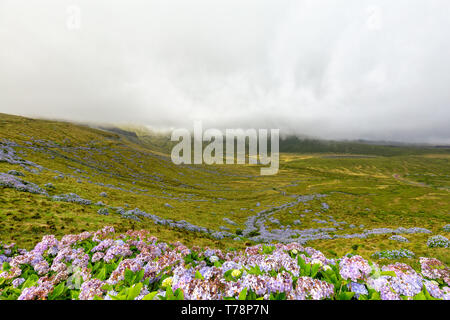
[0, 113, 449, 267]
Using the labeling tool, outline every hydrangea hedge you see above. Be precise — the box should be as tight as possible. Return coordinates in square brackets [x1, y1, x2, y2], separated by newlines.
[371, 249, 415, 260]
[0, 227, 449, 300]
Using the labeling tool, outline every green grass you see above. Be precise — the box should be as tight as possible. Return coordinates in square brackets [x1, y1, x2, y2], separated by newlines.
[0, 112, 449, 266]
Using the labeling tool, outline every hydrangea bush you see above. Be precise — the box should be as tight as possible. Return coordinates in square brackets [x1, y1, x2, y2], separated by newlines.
[97, 208, 110, 216]
[0, 172, 47, 195]
[389, 235, 409, 243]
[52, 193, 92, 205]
[427, 235, 449, 248]
[0, 227, 449, 300]
[371, 249, 415, 260]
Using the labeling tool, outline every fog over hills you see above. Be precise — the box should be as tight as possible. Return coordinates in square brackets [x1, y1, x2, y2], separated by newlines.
[92, 124, 450, 157]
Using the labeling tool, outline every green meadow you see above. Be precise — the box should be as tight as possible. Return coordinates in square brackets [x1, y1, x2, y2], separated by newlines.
[0, 113, 449, 267]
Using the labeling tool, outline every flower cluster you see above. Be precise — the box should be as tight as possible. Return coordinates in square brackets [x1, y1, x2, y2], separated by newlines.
[7, 170, 25, 177]
[0, 172, 47, 195]
[381, 263, 423, 297]
[0, 227, 449, 300]
[388, 235, 409, 243]
[426, 235, 449, 248]
[52, 193, 92, 205]
[289, 277, 334, 300]
[339, 255, 372, 282]
[419, 257, 450, 286]
[371, 249, 415, 260]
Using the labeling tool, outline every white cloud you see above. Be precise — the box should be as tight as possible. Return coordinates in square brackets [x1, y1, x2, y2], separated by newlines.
[0, 0, 449, 143]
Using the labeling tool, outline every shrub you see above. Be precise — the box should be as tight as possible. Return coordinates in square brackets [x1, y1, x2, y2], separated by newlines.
[371, 249, 415, 260]
[97, 208, 109, 216]
[427, 235, 449, 248]
[389, 235, 409, 243]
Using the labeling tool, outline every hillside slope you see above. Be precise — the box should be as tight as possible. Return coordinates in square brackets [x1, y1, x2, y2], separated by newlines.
[0, 113, 449, 265]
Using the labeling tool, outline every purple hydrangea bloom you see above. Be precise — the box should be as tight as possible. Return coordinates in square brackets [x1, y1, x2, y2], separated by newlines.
[339, 256, 372, 282]
[349, 282, 368, 297]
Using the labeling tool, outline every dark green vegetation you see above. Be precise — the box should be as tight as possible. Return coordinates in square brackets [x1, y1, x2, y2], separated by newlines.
[280, 136, 450, 156]
[0, 113, 449, 266]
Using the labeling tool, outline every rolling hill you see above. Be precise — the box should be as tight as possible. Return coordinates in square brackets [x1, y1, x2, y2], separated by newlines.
[0, 112, 449, 265]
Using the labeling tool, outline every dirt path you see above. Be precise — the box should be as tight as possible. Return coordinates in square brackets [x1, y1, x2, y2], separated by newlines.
[392, 174, 429, 187]
[392, 174, 449, 191]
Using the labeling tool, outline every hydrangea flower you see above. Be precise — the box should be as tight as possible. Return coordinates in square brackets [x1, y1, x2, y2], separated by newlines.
[267, 272, 293, 294]
[424, 280, 444, 299]
[12, 277, 25, 288]
[382, 263, 423, 297]
[79, 279, 106, 300]
[339, 256, 372, 282]
[209, 255, 219, 263]
[289, 277, 334, 300]
[366, 276, 400, 300]
[349, 282, 368, 298]
[420, 257, 450, 285]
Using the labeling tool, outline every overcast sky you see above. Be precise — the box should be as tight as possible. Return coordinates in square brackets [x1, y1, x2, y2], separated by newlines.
[0, 0, 449, 143]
